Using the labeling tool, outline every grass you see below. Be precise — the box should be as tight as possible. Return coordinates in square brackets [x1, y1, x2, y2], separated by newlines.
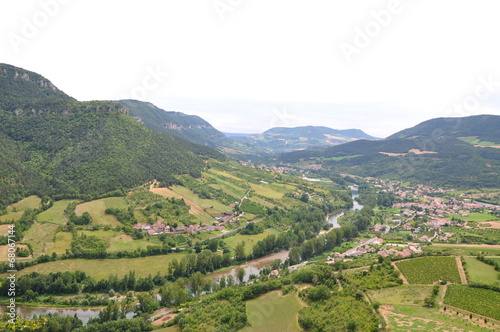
[170, 186, 229, 216]
[0, 196, 42, 222]
[0, 244, 32, 261]
[75, 197, 127, 226]
[52, 232, 73, 255]
[444, 285, 500, 320]
[0, 224, 14, 236]
[22, 222, 59, 257]
[424, 245, 500, 257]
[154, 327, 181, 332]
[107, 234, 154, 251]
[396, 256, 462, 284]
[368, 285, 434, 306]
[241, 291, 304, 332]
[447, 213, 500, 222]
[248, 183, 284, 200]
[36, 200, 80, 225]
[9, 253, 187, 280]
[223, 229, 280, 256]
[381, 305, 497, 332]
[463, 257, 499, 285]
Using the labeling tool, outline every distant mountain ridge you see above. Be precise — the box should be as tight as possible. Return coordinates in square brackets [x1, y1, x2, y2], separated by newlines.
[279, 115, 500, 188]
[232, 125, 378, 154]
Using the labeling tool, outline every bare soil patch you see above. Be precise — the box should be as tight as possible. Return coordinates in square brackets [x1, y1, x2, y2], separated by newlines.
[152, 313, 178, 326]
[479, 221, 500, 229]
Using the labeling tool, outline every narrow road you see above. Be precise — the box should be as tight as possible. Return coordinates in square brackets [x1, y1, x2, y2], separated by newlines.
[455, 256, 468, 285]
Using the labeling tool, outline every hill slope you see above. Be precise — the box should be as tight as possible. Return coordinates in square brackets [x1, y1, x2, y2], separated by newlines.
[280, 115, 500, 188]
[0, 64, 223, 208]
[234, 125, 378, 154]
[118, 99, 233, 149]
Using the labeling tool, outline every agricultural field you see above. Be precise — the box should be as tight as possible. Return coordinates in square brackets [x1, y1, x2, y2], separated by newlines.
[0, 244, 31, 261]
[444, 285, 500, 320]
[170, 185, 229, 218]
[223, 229, 281, 256]
[51, 231, 73, 255]
[447, 212, 500, 223]
[107, 234, 154, 252]
[367, 285, 434, 306]
[463, 257, 499, 285]
[396, 256, 462, 284]
[20, 222, 59, 257]
[0, 224, 13, 236]
[241, 291, 304, 332]
[379, 305, 498, 332]
[0, 195, 41, 222]
[424, 244, 500, 256]
[8, 253, 187, 280]
[36, 200, 80, 224]
[249, 183, 284, 200]
[75, 197, 127, 226]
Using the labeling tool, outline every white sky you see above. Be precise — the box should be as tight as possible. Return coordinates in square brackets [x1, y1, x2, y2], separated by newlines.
[1, 0, 500, 137]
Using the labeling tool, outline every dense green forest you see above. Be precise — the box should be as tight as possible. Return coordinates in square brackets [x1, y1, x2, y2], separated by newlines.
[0, 64, 224, 209]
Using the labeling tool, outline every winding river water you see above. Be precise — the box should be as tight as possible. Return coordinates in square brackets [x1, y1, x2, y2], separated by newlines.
[327, 185, 363, 228]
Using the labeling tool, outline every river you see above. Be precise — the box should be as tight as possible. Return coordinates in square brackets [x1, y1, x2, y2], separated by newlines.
[0, 305, 135, 325]
[327, 185, 364, 228]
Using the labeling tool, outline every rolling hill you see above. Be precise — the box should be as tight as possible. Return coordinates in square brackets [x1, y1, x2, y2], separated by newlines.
[0, 64, 223, 208]
[279, 115, 500, 188]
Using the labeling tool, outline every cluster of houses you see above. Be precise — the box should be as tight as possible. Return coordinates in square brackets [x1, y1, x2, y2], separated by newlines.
[133, 220, 225, 236]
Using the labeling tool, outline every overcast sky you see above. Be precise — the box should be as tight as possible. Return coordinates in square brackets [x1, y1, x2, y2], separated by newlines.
[2, 0, 500, 137]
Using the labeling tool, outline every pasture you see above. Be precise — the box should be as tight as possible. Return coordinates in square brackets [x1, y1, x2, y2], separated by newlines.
[0, 195, 42, 222]
[379, 305, 496, 332]
[36, 200, 80, 224]
[21, 222, 59, 257]
[395, 256, 461, 284]
[367, 285, 434, 306]
[52, 232, 73, 255]
[10, 253, 187, 280]
[463, 257, 499, 285]
[241, 291, 304, 332]
[223, 229, 281, 256]
[75, 197, 127, 226]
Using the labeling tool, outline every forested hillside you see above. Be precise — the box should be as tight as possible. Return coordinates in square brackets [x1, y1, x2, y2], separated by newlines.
[0, 64, 223, 209]
[279, 115, 500, 188]
[119, 99, 233, 149]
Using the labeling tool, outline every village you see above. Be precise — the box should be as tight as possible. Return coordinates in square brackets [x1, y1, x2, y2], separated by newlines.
[329, 179, 500, 263]
[132, 210, 238, 236]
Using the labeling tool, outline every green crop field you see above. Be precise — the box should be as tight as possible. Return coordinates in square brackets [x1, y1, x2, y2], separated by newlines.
[241, 291, 304, 332]
[368, 285, 434, 306]
[0, 195, 42, 222]
[75, 197, 127, 226]
[223, 229, 280, 255]
[36, 200, 80, 224]
[463, 257, 499, 285]
[21, 222, 59, 257]
[444, 285, 500, 320]
[396, 256, 462, 284]
[424, 245, 500, 256]
[9, 253, 187, 280]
